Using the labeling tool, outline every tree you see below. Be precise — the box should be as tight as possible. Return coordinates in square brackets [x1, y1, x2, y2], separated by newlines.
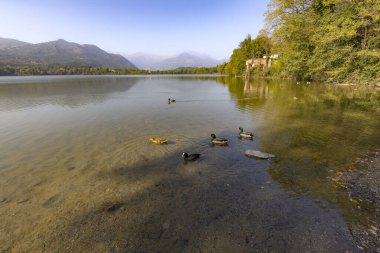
[218, 34, 273, 75]
[265, 0, 380, 83]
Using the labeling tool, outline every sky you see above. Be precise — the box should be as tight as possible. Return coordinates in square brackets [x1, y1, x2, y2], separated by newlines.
[0, 0, 269, 59]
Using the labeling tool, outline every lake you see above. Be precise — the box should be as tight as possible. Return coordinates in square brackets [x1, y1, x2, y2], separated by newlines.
[0, 75, 379, 252]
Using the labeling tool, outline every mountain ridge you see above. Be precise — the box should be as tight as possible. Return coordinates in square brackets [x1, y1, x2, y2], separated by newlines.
[125, 52, 223, 70]
[0, 37, 31, 49]
[0, 37, 137, 69]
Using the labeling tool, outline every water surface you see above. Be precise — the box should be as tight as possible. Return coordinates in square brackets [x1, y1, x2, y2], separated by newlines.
[0, 75, 379, 252]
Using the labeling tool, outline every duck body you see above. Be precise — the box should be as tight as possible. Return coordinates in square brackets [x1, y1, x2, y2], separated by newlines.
[210, 134, 228, 145]
[182, 152, 200, 161]
[149, 137, 168, 144]
[239, 127, 253, 139]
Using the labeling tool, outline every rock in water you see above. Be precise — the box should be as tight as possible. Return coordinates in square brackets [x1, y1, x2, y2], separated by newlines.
[245, 150, 275, 159]
[100, 202, 123, 212]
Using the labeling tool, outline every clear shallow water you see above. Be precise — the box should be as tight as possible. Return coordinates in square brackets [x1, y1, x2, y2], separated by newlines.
[0, 75, 379, 252]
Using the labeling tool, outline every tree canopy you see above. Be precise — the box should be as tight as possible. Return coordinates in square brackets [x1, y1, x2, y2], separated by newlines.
[218, 34, 272, 75]
[266, 0, 380, 83]
[220, 0, 380, 84]
[0, 65, 218, 76]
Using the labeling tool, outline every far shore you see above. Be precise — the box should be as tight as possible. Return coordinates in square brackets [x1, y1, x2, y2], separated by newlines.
[0, 72, 379, 88]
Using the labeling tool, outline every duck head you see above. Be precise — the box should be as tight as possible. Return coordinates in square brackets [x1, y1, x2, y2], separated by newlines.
[210, 134, 216, 139]
[239, 127, 243, 132]
[182, 152, 188, 158]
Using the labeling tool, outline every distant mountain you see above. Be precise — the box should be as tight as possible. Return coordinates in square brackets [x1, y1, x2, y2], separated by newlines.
[126, 52, 223, 70]
[0, 38, 137, 69]
[0, 37, 31, 49]
[126, 53, 166, 70]
[159, 52, 222, 70]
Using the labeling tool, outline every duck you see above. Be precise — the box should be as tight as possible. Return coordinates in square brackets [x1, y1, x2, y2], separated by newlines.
[239, 127, 253, 139]
[168, 98, 176, 103]
[149, 137, 168, 144]
[182, 152, 200, 161]
[210, 134, 228, 145]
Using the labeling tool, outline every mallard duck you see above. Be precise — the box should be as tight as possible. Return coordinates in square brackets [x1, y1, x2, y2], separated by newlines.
[182, 152, 200, 161]
[168, 98, 176, 103]
[239, 127, 253, 139]
[211, 134, 228, 145]
[149, 137, 168, 144]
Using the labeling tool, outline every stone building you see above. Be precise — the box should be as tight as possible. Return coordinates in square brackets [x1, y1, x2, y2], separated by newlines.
[245, 54, 279, 78]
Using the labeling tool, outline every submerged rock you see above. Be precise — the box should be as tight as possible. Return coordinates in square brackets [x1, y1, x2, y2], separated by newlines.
[340, 152, 380, 212]
[17, 198, 29, 204]
[338, 152, 380, 252]
[42, 194, 59, 208]
[245, 150, 275, 159]
[100, 201, 124, 213]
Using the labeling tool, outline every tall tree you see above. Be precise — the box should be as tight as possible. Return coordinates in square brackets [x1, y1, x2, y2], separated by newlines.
[219, 34, 272, 75]
[266, 0, 380, 83]
[227, 35, 253, 75]
[266, 0, 315, 79]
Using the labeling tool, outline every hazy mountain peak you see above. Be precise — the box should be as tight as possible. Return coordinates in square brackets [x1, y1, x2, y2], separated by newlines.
[55, 39, 67, 43]
[126, 51, 222, 70]
[124, 52, 164, 70]
[181, 51, 211, 59]
[177, 52, 192, 57]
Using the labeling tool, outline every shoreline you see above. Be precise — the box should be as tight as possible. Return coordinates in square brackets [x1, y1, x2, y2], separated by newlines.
[0, 72, 379, 87]
[337, 152, 380, 252]
[245, 74, 380, 87]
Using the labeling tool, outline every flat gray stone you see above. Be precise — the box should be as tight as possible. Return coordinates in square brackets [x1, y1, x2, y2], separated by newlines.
[245, 150, 275, 159]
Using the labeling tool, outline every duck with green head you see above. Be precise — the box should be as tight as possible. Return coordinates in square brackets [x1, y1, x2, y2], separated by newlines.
[182, 152, 200, 161]
[210, 134, 228, 145]
[239, 127, 253, 139]
[168, 98, 176, 103]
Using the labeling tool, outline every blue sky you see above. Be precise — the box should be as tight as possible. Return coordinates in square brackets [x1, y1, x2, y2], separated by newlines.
[0, 0, 269, 59]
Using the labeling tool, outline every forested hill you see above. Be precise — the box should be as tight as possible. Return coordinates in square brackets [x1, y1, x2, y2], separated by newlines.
[0, 38, 137, 69]
[219, 0, 380, 84]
